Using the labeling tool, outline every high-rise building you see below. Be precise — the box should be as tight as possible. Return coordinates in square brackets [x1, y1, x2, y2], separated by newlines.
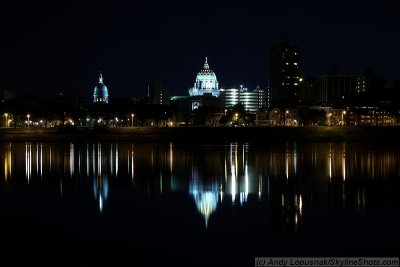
[268, 41, 301, 108]
[149, 81, 170, 105]
[356, 69, 379, 94]
[93, 72, 109, 104]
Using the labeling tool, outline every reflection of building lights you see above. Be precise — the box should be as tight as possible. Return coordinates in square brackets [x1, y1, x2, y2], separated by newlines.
[115, 143, 119, 177]
[231, 164, 236, 203]
[299, 195, 303, 216]
[4, 143, 12, 181]
[69, 143, 74, 177]
[285, 152, 289, 180]
[342, 153, 346, 181]
[219, 183, 223, 202]
[169, 143, 173, 173]
[25, 143, 32, 183]
[130, 144, 135, 183]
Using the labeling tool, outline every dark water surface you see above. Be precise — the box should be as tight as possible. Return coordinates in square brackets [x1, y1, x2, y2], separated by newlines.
[0, 141, 398, 266]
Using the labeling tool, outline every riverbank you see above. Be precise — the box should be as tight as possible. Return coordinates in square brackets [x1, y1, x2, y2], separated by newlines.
[1, 126, 400, 142]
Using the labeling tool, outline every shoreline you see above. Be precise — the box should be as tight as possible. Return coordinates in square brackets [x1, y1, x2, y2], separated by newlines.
[1, 126, 400, 142]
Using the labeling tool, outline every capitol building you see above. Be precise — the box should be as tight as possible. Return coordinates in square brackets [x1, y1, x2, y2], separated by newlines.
[185, 57, 265, 114]
[93, 72, 109, 104]
[188, 57, 220, 97]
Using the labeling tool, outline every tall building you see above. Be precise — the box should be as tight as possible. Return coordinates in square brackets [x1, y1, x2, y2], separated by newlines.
[93, 72, 109, 104]
[189, 57, 220, 97]
[149, 81, 170, 105]
[356, 69, 379, 94]
[268, 41, 301, 108]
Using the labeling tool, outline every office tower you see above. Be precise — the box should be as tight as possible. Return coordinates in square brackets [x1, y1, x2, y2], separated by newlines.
[268, 41, 300, 107]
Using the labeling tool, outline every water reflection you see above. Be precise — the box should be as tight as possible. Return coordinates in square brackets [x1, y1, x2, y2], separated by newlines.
[0, 141, 399, 236]
[189, 180, 219, 228]
[3, 143, 12, 181]
[90, 143, 109, 213]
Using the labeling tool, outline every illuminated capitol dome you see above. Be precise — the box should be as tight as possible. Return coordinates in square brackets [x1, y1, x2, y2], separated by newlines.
[189, 57, 220, 97]
[93, 72, 109, 104]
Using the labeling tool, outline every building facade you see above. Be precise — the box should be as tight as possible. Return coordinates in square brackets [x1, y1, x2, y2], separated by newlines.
[315, 75, 357, 104]
[149, 81, 170, 105]
[268, 41, 301, 108]
[220, 86, 266, 114]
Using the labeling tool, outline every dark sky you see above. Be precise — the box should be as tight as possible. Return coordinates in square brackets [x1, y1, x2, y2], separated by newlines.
[0, 0, 399, 98]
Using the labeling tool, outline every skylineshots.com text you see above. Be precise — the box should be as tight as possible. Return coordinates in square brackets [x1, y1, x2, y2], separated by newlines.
[255, 257, 400, 267]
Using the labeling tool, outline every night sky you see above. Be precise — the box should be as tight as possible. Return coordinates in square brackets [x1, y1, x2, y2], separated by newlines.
[1, 0, 399, 98]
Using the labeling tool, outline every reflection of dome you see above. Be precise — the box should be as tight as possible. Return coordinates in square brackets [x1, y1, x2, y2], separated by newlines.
[93, 174, 109, 213]
[93, 72, 109, 104]
[189, 57, 220, 97]
[193, 191, 218, 228]
[190, 181, 220, 229]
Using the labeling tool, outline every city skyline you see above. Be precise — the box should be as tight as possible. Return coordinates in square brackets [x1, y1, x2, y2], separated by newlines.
[0, 0, 399, 98]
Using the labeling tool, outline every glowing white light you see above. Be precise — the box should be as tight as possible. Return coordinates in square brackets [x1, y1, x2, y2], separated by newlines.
[40, 143, 43, 177]
[86, 144, 89, 177]
[231, 164, 236, 203]
[110, 144, 114, 176]
[115, 144, 119, 177]
[36, 143, 39, 175]
[342, 153, 346, 181]
[25, 143, 32, 183]
[131, 145, 134, 183]
[285, 152, 289, 180]
[329, 153, 332, 181]
[99, 195, 103, 213]
[299, 195, 303, 216]
[169, 142, 173, 172]
[70, 143, 74, 177]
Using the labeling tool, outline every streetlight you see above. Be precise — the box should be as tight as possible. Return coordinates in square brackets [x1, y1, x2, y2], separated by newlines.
[4, 113, 8, 127]
[285, 110, 289, 126]
[27, 113, 30, 128]
[342, 111, 346, 126]
[131, 114, 135, 127]
[328, 113, 332, 126]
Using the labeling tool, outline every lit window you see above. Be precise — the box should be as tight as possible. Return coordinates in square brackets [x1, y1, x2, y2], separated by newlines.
[294, 62, 298, 65]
